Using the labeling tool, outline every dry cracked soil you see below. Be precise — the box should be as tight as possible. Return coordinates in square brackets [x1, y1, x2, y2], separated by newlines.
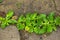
[0, 0, 60, 40]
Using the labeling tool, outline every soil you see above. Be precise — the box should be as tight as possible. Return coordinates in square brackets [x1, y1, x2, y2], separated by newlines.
[0, 0, 60, 40]
[0, 25, 20, 40]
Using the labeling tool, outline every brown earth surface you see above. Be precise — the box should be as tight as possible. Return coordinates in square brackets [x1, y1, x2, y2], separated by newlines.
[0, 0, 60, 40]
[0, 25, 20, 40]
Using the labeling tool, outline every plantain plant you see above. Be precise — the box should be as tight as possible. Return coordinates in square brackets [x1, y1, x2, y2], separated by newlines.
[0, 10, 17, 28]
[17, 12, 60, 34]
[0, 11, 60, 35]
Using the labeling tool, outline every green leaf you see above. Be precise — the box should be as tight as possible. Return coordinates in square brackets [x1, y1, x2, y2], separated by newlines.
[1, 21, 9, 29]
[36, 14, 47, 26]
[25, 26, 30, 31]
[47, 24, 57, 33]
[47, 24, 53, 33]
[17, 23, 25, 30]
[53, 26, 57, 31]
[26, 19, 31, 26]
[30, 13, 37, 20]
[6, 10, 14, 19]
[37, 14, 46, 19]
[55, 16, 60, 25]
[0, 17, 5, 21]
[8, 19, 17, 24]
[39, 27, 46, 34]
[34, 27, 39, 34]
[0, 0, 3, 3]
[25, 26, 34, 33]
[36, 19, 42, 26]
[38, 25, 47, 34]
[47, 12, 55, 23]
[1, 23, 6, 28]
[31, 20, 36, 26]
[26, 13, 31, 20]
[18, 15, 25, 22]
[28, 28, 33, 33]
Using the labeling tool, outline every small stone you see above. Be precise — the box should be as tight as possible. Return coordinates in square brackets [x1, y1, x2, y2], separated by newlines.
[40, 37, 43, 39]
[0, 25, 20, 40]
[12, 16, 18, 20]
[43, 34, 47, 38]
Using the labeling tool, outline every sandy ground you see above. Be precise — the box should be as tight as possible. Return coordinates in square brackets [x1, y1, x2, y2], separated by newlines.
[0, 0, 60, 40]
[0, 25, 20, 40]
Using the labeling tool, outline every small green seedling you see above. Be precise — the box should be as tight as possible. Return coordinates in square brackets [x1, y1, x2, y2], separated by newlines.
[0, 10, 17, 28]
